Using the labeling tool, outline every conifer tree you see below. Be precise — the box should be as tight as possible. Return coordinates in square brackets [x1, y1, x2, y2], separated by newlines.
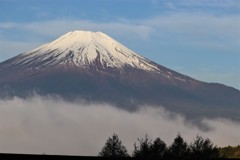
[167, 133, 190, 158]
[151, 137, 167, 158]
[190, 135, 219, 158]
[132, 134, 153, 158]
[98, 133, 129, 157]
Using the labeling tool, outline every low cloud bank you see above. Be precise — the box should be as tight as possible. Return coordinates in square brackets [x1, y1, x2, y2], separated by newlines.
[0, 96, 239, 156]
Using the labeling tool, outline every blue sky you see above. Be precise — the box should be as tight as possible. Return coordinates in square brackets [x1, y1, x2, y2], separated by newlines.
[0, 0, 239, 89]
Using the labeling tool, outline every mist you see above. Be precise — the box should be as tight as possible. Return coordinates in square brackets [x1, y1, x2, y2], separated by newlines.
[0, 96, 239, 156]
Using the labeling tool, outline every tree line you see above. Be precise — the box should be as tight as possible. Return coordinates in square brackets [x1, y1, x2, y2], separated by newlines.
[99, 133, 220, 159]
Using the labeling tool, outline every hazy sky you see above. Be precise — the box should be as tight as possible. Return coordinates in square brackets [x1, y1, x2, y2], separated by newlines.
[0, 0, 239, 89]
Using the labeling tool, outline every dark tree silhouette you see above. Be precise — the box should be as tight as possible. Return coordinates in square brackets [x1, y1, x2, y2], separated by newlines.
[99, 133, 221, 159]
[190, 135, 219, 159]
[151, 137, 167, 158]
[167, 133, 190, 159]
[132, 134, 153, 158]
[98, 133, 129, 157]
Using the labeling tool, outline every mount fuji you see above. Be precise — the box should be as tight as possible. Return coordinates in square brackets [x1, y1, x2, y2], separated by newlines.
[0, 30, 239, 120]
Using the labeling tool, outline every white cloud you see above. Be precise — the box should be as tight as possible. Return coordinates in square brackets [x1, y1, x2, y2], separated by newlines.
[0, 96, 239, 156]
[185, 69, 240, 89]
[0, 20, 153, 40]
[164, 0, 240, 8]
[145, 13, 240, 50]
[1, 13, 238, 56]
[0, 40, 42, 60]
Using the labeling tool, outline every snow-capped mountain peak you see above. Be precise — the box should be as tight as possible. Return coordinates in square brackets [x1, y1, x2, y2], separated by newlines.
[17, 30, 160, 71]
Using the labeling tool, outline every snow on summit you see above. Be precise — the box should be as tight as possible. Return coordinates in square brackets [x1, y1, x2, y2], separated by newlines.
[15, 30, 160, 71]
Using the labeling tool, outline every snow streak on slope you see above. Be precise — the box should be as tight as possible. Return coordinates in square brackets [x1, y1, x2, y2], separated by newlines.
[12, 31, 160, 71]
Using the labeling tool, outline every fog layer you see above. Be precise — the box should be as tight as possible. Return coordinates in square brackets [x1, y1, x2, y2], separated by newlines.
[0, 96, 239, 155]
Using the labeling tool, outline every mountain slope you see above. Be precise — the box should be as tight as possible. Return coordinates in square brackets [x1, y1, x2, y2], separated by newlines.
[1, 31, 160, 71]
[0, 30, 239, 120]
